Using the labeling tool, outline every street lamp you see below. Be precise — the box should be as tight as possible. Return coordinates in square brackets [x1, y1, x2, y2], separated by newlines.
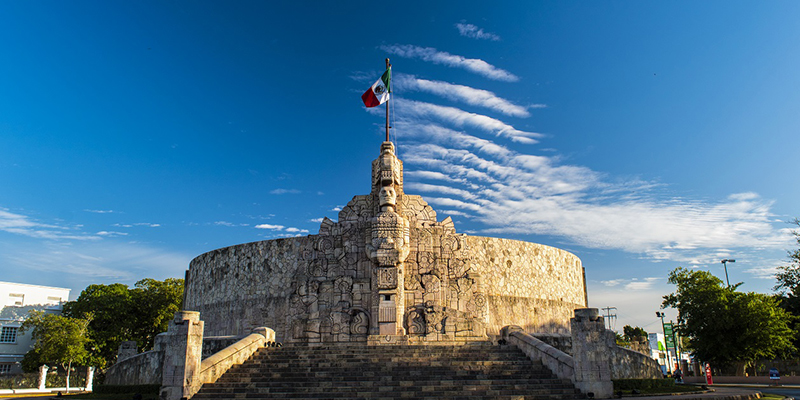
[656, 311, 671, 373]
[720, 259, 735, 287]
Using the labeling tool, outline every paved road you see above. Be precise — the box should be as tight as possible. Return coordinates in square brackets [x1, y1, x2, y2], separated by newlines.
[760, 387, 800, 399]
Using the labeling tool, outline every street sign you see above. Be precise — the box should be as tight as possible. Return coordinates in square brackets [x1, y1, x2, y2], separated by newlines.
[664, 323, 675, 348]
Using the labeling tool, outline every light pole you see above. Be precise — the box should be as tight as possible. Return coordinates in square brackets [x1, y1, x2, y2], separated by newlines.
[721, 259, 735, 287]
[656, 311, 671, 374]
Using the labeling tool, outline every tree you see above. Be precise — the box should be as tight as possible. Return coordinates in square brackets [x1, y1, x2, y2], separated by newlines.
[663, 267, 795, 372]
[774, 218, 800, 350]
[62, 278, 183, 368]
[19, 311, 90, 390]
[129, 278, 184, 351]
[774, 218, 800, 296]
[622, 325, 648, 341]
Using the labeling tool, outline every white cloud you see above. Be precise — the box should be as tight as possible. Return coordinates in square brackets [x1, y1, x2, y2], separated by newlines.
[625, 277, 661, 291]
[214, 221, 235, 227]
[255, 224, 284, 230]
[0, 208, 99, 241]
[396, 99, 541, 144]
[96, 231, 128, 237]
[285, 227, 309, 234]
[114, 222, 161, 228]
[270, 189, 301, 195]
[309, 218, 324, 223]
[331, 206, 343, 212]
[396, 75, 531, 117]
[455, 23, 501, 41]
[84, 209, 115, 214]
[397, 129, 790, 265]
[0, 240, 192, 283]
[380, 44, 519, 82]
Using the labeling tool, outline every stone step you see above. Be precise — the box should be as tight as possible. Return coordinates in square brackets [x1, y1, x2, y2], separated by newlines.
[192, 395, 584, 400]
[205, 380, 577, 389]
[191, 344, 586, 400]
[191, 385, 581, 398]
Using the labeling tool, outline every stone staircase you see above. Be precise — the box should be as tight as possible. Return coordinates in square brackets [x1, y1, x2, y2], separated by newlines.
[191, 343, 586, 400]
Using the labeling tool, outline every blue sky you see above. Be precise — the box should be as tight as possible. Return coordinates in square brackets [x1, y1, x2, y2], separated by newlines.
[1, 1, 798, 333]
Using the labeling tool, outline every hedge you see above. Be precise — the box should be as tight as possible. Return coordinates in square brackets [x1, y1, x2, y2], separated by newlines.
[92, 384, 161, 395]
[613, 378, 675, 391]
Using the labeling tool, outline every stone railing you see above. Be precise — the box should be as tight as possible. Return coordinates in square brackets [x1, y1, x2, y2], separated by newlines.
[104, 348, 164, 385]
[501, 325, 574, 382]
[105, 311, 276, 400]
[609, 340, 662, 379]
[197, 327, 276, 387]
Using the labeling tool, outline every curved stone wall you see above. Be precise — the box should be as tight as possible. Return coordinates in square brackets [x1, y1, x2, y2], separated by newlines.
[184, 237, 311, 339]
[184, 234, 586, 340]
[466, 236, 586, 334]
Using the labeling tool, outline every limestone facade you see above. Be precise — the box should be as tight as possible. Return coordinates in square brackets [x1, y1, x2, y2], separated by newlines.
[183, 142, 587, 343]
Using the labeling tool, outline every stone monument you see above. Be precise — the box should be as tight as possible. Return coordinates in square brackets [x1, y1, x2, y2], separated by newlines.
[183, 141, 588, 343]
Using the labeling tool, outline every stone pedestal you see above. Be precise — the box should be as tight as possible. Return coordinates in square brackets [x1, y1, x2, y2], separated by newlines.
[85, 366, 95, 391]
[37, 365, 48, 390]
[570, 308, 612, 399]
[159, 311, 204, 400]
[117, 341, 138, 362]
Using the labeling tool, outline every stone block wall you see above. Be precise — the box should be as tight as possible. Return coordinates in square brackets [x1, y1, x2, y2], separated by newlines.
[183, 234, 587, 340]
[104, 349, 163, 385]
[184, 238, 311, 339]
[466, 236, 586, 334]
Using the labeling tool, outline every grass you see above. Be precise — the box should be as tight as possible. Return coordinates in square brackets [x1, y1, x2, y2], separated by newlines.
[66, 393, 158, 400]
[616, 384, 706, 395]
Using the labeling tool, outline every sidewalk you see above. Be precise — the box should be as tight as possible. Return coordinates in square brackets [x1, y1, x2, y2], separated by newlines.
[0, 388, 88, 399]
[623, 386, 762, 400]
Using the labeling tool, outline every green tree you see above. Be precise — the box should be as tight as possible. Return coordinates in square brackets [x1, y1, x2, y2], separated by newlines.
[129, 278, 184, 351]
[663, 267, 795, 372]
[774, 218, 800, 295]
[19, 311, 90, 390]
[622, 325, 648, 341]
[62, 278, 183, 368]
[774, 218, 800, 350]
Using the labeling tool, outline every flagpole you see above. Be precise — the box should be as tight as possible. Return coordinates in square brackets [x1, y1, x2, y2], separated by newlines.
[385, 58, 391, 143]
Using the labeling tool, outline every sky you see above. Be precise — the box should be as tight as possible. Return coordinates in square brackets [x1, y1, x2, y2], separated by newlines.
[1, 1, 799, 334]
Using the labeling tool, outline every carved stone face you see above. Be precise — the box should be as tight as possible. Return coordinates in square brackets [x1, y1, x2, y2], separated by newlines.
[379, 185, 397, 207]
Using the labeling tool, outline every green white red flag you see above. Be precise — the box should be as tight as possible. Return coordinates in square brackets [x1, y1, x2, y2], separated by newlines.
[362, 67, 391, 108]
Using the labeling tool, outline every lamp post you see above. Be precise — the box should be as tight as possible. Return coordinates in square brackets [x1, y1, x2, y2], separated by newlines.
[720, 259, 735, 287]
[656, 311, 671, 373]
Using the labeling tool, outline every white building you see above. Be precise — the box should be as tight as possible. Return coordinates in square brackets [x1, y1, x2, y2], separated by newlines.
[0, 281, 70, 375]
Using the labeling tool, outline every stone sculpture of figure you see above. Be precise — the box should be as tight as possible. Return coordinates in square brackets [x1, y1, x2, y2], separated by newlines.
[379, 184, 397, 209]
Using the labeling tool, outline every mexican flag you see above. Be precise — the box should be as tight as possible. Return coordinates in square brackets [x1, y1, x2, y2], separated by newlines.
[362, 67, 391, 108]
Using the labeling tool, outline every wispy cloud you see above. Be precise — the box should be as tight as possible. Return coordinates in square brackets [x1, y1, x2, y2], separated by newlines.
[112, 222, 161, 228]
[379, 44, 519, 82]
[396, 99, 541, 144]
[0, 240, 191, 281]
[625, 277, 661, 291]
[396, 74, 533, 117]
[213, 221, 249, 227]
[270, 188, 301, 195]
[96, 231, 128, 237]
[455, 22, 500, 41]
[84, 209, 115, 214]
[0, 208, 99, 241]
[396, 128, 790, 264]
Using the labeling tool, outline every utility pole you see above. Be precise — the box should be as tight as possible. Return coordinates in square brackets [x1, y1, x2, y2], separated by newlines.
[602, 306, 617, 331]
[721, 259, 735, 287]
